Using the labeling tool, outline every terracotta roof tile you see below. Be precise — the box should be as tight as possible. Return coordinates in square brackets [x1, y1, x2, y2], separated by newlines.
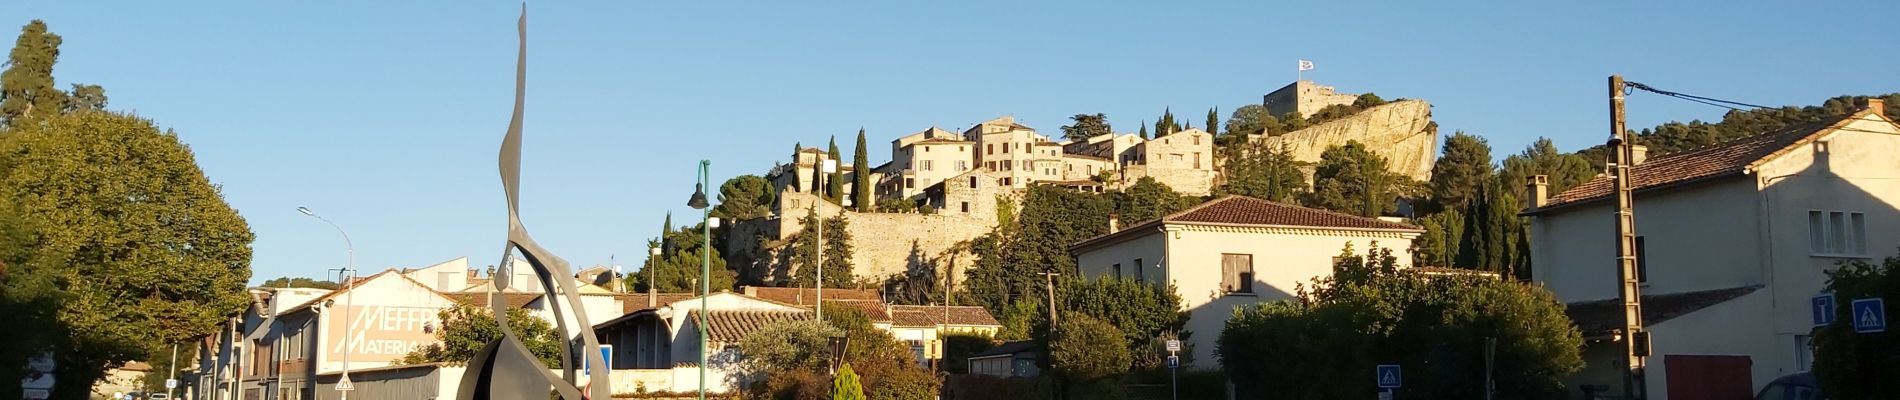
[891, 309, 938, 327]
[1538, 117, 1850, 211]
[889, 305, 1001, 327]
[1565, 286, 1761, 335]
[820, 299, 893, 322]
[743, 286, 881, 306]
[687, 310, 812, 342]
[1166, 195, 1418, 230]
[618, 293, 699, 314]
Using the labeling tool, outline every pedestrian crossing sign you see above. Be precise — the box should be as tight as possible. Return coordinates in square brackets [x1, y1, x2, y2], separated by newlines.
[1852, 297, 1886, 334]
[1376, 364, 1401, 388]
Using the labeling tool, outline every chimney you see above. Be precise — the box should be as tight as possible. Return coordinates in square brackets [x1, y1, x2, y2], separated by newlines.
[1867, 98, 1887, 112]
[1629, 145, 1649, 166]
[1525, 175, 1549, 211]
[1108, 213, 1121, 233]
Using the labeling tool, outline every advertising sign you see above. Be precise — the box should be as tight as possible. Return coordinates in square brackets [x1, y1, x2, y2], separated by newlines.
[326, 305, 444, 363]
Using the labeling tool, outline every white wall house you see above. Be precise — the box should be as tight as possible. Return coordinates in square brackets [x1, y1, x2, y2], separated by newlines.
[1069, 195, 1422, 364]
[1524, 100, 1898, 399]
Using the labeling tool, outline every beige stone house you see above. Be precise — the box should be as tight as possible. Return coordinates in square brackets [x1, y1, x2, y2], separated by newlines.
[880, 127, 974, 200]
[1070, 195, 1422, 364]
[1524, 100, 1899, 399]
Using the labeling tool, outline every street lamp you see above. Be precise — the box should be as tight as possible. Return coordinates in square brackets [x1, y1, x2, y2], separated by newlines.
[297, 206, 356, 399]
[686, 160, 711, 400]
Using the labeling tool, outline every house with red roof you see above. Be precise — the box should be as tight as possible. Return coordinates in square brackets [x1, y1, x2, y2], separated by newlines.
[1069, 195, 1424, 365]
[1523, 99, 1897, 398]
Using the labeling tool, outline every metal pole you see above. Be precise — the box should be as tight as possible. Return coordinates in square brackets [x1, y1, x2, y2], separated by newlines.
[1608, 75, 1648, 400]
[299, 207, 355, 400]
[816, 154, 826, 324]
[1170, 366, 1177, 400]
[167, 343, 178, 399]
[699, 160, 711, 400]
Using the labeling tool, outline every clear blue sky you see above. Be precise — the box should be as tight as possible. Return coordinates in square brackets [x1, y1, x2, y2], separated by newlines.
[6, 1, 1896, 284]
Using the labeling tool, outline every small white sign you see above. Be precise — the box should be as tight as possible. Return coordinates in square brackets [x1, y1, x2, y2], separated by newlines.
[23, 389, 50, 400]
[1165, 340, 1181, 352]
[335, 375, 355, 392]
[165, 378, 178, 389]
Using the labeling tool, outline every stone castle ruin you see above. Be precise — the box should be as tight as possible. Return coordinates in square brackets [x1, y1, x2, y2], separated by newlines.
[725, 81, 1439, 290]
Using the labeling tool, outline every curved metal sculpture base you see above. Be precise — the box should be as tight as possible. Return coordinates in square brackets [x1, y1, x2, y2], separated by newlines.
[457, 5, 612, 400]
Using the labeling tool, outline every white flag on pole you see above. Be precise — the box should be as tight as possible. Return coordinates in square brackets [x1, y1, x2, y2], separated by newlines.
[1298, 59, 1315, 71]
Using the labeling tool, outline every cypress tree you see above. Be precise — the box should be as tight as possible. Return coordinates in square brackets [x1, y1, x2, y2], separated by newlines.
[827, 136, 844, 203]
[1, 20, 67, 124]
[1138, 121, 1149, 140]
[1206, 107, 1219, 136]
[1155, 108, 1176, 136]
[852, 128, 871, 211]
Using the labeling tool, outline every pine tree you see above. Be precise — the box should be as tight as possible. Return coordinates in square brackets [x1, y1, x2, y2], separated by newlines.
[830, 363, 866, 400]
[826, 136, 843, 203]
[1428, 131, 1495, 213]
[1, 20, 67, 124]
[1206, 107, 1219, 136]
[1138, 121, 1149, 140]
[852, 128, 871, 211]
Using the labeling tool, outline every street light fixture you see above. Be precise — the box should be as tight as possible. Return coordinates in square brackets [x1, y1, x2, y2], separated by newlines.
[686, 160, 711, 400]
[296, 206, 356, 399]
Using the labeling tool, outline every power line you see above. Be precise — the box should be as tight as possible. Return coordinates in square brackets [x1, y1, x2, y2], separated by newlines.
[1623, 80, 1898, 136]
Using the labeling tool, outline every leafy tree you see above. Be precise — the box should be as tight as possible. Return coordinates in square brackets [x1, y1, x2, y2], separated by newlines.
[818, 304, 941, 400]
[827, 136, 844, 203]
[963, 186, 1109, 315]
[1309, 140, 1398, 217]
[941, 332, 995, 374]
[630, 222, 738, 292]
[1812, 254, 1900, 399]
[1456, 181, 1522, 275]
[1428, 131, 1494, 213]
[1106, 177, 1196, 223]
[853, 128, 872, 211]
[1205, 107, 1219, 137]
[63, 83, 105, 114]
[399, 304, 562, 368]
[1216, 141, 1307, 203]
[830, 363, 866, 400]
[1050, 314, 1129, 382]
[1352, 93, 1386, 108]
[1060, 113, 1112, 141]
[1412, 210, 1465, 267]
[1222, 104, 1279, 141]
[713, 174, 775, 221]
[1, 20, 66, 124]
[1498, 137, 1598, 198]
[992, 298, 1042, 341]
[790, 212, 854, 288]
[259, 276, 341, 290]
[1281, 112, 1308, 132]
[1060, 277, 1186, 362]
[0, 112, 252, 398]
[1220, 243, 1581, 399]
[739, 319, 842, 377]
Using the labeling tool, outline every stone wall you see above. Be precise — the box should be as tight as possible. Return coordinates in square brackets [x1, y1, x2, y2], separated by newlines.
[1250, 99, 1438, 182]
[735, 190, 999, 287]
[1263, 80, 1361, 118]
[1129, 129, 1217, 195]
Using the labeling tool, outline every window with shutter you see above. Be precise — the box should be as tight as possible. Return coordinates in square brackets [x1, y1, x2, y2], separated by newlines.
[1222, 254, 1254, 294]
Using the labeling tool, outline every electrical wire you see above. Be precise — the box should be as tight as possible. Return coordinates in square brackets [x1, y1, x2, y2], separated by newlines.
[1624, 80, 1898, 136]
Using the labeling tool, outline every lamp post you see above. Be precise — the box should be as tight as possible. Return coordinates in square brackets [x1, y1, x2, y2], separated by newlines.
[685, 160, 712, 400]
[816, 157, 837, 323]
[296, 206, 356, 399]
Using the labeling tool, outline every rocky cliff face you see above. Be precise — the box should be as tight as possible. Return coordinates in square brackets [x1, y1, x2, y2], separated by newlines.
[1254, 99, 1439, 181]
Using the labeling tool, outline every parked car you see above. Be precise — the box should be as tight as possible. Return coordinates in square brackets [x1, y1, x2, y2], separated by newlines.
[1754, 372, 1825, 400]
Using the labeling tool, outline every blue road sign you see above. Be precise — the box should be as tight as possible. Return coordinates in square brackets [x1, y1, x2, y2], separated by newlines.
[1812, 294, 1835, 327]
[1167, 355, 1180, 369]
[1852, 298, 1886, 334]
[1376, 364, 1402, 389]
[586, 345, 613, 375]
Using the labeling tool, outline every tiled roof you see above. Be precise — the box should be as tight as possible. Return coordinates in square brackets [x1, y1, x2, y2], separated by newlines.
[619, 293, 698, 314]
[891, 309, 938, 327]
[447, 292, 543, 309]
[1536, 115, 1862, 213]
[687, 310, 812, 342]
[1168, 195, 1420, 230]
[743, 286, 880, 306]
[820, 299, 893, 322]
[889, 305, 1001, 327]
[1565, 285, 1761, 335]
[1072, 195, 1421, 252]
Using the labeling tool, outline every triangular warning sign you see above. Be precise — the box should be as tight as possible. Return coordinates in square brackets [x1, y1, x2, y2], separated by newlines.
[1862, 308, 1882, 327]
[1382, 371, 1398, 384]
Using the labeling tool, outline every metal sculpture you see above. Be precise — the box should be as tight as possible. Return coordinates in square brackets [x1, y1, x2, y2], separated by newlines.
[457, 5, 612, 399]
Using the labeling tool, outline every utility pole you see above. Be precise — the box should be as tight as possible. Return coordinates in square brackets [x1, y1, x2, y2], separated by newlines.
[1038, 271, 1060, 328]
[1608, 75, 1649, 400]
[166, 343, 178, 399]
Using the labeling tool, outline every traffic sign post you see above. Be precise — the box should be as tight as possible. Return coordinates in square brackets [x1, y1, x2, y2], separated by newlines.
[334, 375, 355, 392]
[1812, 293, 1835, 327]
[1165, 339, 1182, 400]
[1852, 297, 1886, 334]
[1377, 364, 1402, 388]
